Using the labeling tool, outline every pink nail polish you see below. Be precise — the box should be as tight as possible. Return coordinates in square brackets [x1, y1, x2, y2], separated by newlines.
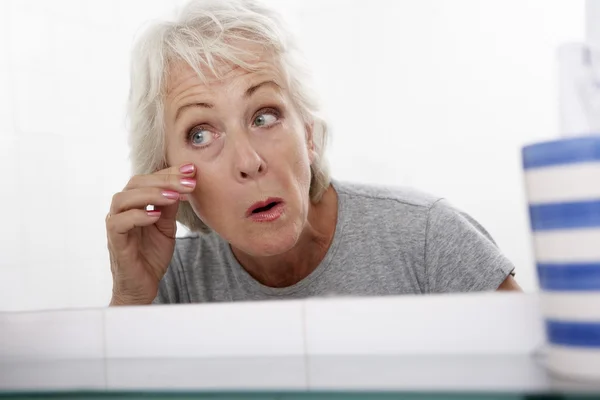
[180, 178, 196, 188]
[147, 210, 161, 217]
[162, 190, 179, 200]
[179, 164, 195, 174]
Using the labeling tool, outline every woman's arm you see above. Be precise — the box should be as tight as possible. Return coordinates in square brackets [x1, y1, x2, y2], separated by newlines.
[496, 275, 522, 291]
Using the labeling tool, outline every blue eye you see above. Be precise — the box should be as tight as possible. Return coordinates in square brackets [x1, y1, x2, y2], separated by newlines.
[254, 111, 278, 127]
[189, 127, 214, 147]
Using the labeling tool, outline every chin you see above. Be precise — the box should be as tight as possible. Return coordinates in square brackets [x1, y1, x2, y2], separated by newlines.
[239, 225, 302, 257]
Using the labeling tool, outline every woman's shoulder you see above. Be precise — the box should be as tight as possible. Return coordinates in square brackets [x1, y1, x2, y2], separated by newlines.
[332, 179, 443, 211]
[332, 180, 487, 239]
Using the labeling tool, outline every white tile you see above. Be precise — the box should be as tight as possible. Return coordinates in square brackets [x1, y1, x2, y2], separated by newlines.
[66, 259, 113, 309]
[7, 0, 54, 66]
[62, 136, 128, 265]
[307, 355, 549, 392]
[106, 357, 306, 390]
[0, 135, 24, 270]
[304, 293, 545, 356]
[64, 200, 111, 264]
[0, 360, 106, 391]
[105, 300, 305, 358]
[7, 0, 57, 135]
[6, 261, 108, 312]
[0, 308, 105, 361]
[0, 268, 28, 311]
[22, 265, 73, 311]
[0, 1, 12, 136]
[18, 133, 68, 267]
[9, 0, 130, 139]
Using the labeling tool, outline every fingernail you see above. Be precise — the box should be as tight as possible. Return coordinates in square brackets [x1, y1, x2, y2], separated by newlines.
[180, 178, 196, 188]
[162, 190, 179, 200]
[147, 210, 161, 217]
[179, 163, 195, 174]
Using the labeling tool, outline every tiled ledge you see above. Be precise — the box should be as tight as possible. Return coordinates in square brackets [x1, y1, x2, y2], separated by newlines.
[0, 292, 544, 362]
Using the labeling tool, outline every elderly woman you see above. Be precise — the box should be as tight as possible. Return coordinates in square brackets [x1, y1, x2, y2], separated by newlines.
[106, 0, 520, 306]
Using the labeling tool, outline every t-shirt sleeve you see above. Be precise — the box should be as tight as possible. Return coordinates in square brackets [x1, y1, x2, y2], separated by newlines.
[424, 199, 515, 293]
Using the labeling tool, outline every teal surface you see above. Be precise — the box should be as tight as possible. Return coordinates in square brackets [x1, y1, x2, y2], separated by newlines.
[1, 391, 599, 399]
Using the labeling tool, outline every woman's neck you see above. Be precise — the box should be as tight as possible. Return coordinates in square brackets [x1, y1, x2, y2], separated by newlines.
[231, 185, 338, 288]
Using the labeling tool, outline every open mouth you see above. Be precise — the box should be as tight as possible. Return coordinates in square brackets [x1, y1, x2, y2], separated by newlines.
[247, 197, 284, 217]
[252, 202, 278, 214]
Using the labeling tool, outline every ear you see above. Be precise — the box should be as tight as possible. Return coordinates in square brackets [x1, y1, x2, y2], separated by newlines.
[305, 121, 316, 164]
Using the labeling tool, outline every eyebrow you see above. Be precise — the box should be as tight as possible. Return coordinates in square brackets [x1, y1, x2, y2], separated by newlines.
[174, 80, 281, 121]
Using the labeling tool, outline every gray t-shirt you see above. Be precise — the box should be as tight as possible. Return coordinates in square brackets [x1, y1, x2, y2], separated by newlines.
[153, 180, 515, 303]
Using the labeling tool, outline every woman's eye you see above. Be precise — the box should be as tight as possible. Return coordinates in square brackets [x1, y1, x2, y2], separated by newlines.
[253, 111, 278, 127]
[189, 127, 214, 147]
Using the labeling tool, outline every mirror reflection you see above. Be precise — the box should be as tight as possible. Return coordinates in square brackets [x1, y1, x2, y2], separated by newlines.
[1, 0, 587, 311]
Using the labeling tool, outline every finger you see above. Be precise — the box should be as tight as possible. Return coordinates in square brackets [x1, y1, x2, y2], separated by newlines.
[156, 162, 196, 177]
[106, 208, 162, 236]
[153, 163, 196, 221]
[110, 187, 181, 215]
[124, 163, 197, 192]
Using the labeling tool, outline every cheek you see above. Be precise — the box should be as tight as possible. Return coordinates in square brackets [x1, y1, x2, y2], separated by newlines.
[186, 192, 206, 225]
[186, 171, 241, 228]
[269, 138, 311, 181]
[282, 124, 312, 161]
[187, 191, 225, 233]
[274, 127, 313, 185]
[164, 127, 183, 166]
[189, 175, 220, 213]
[295, 134, 314, 170]
[286, 142, 313, 190]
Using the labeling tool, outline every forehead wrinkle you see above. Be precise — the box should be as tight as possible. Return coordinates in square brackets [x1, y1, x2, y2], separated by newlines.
[166, 59, 290, 122]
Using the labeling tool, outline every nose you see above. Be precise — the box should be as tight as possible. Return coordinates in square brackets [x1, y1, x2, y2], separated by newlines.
[231, 133, 267, 182]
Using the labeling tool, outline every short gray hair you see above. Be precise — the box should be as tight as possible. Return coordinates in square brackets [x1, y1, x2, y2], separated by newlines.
[127, 0, 331, 233]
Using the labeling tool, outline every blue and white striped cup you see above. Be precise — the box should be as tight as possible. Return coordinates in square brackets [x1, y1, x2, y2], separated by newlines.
[523, 135, 600, 380]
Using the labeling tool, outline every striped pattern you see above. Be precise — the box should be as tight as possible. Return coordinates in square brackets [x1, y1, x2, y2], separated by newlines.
[522, 135, 600, 378]
[541, 293, 600, 320]
[529, 200, 600, 231]
[522, 136, 600, 169]
[546, 320, 600, 347]
[538, 262, 600, 291]
[546, 345, 600, 380]
[524, 163, 600, 204]
[534, 229, 600, 262]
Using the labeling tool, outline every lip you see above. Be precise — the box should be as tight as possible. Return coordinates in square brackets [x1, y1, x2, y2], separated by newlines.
[246, 197, 285, 221]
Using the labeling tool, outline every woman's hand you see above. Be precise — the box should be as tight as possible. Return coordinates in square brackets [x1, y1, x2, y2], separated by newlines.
[106, 163, 196, 305]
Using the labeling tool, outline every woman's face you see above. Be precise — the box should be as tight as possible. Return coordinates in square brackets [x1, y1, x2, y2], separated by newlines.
[164, 56, 316, 257]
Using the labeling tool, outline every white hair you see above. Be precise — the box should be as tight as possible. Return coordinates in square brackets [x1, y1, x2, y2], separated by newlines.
[126, 0, 331, 233]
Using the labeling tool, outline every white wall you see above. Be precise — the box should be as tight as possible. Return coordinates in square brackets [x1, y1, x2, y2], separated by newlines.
[588, 0, 600, 46]
[0, 0, 584, 311]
